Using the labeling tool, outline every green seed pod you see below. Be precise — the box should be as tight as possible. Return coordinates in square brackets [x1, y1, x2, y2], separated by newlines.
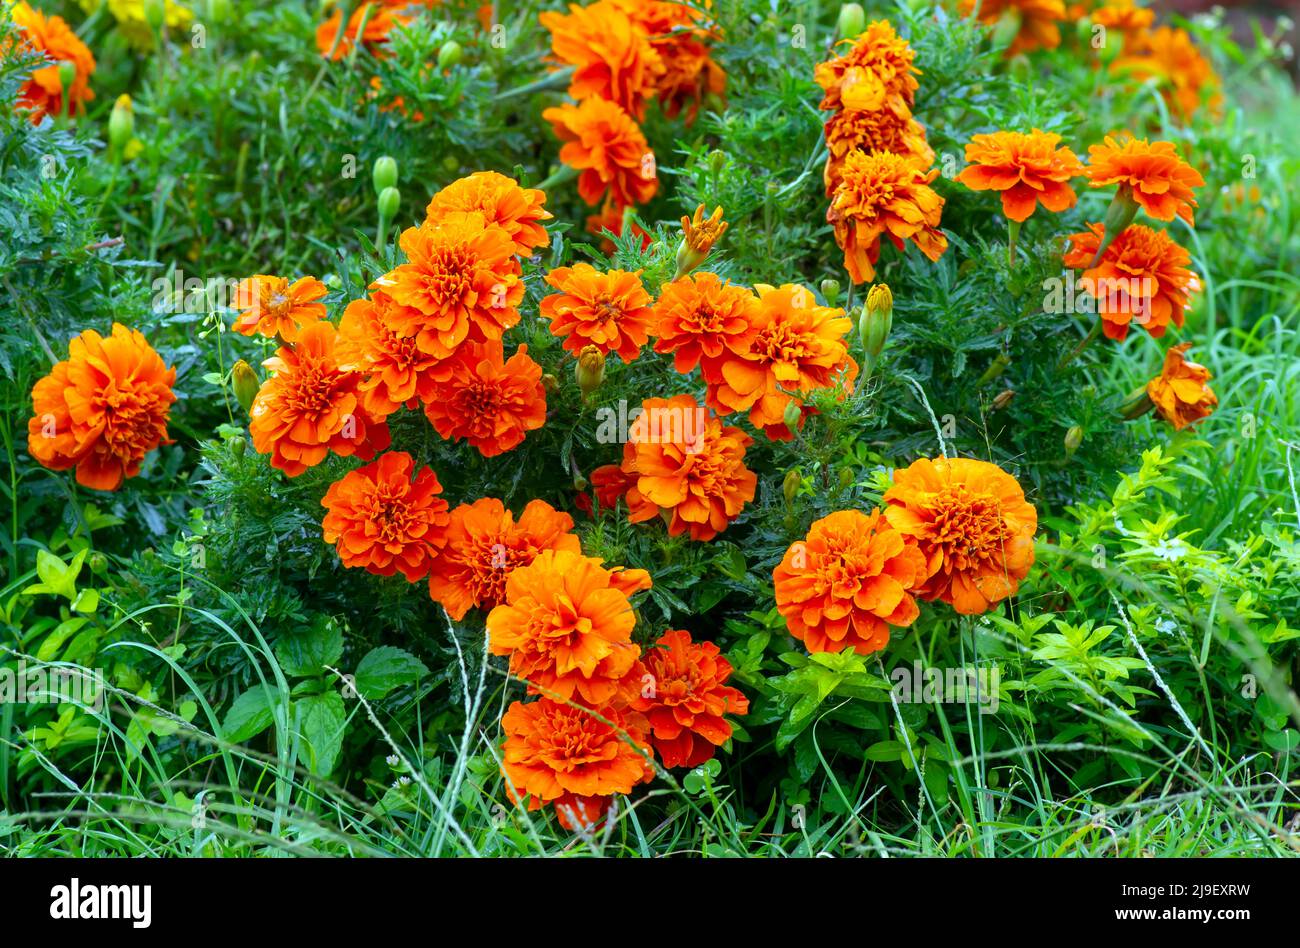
[783, 399, 802, 433]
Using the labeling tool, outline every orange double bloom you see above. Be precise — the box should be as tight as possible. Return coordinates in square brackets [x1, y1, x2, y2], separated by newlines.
[1084, 136, 1204, 227]
[422, 342, 547, 458]
[540, 263, 655, 362]
[956, 130, 1085, 222]
[1147, 343, 1218, 431]
[423, 171, 552, 258]
[9, 2, 96, 123]
[542, 97, 658, 209]
[651, 273, 760, 381]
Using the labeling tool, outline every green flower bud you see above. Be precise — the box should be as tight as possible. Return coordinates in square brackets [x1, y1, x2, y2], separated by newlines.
[859, 283, 893, 375]
[576, 345, 606, 397]
[820, 278, 840, 308]
[144, 0, 166, 31]
[991, 8, 1023, 49]
[378, 186, 401, 221]
[1064, 425, 1083, 458]
[782, 399, 803, 434]
[438, 39, 464, 70]
[837, 3, 866, 41]
[108, 94, 134, 154]
[231, 359, 260, 415]
[372, 155, 398, 196]
[782, 468, 802, 506]
[57, 61, 77, 93]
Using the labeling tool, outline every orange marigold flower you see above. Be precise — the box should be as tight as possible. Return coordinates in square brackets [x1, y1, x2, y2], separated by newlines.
[9, 2, 95, 123]
[883, 457, 1038, 615]
[315, 0, 435, 60]
[628, 629, 749, 769]
[230, 275, 328, 342]
[424, 171, 552, 258]
[423, 342, 546, 457]
[538, 0, 664, 120]
[589, 463, 636, 511]
[959, 0, 1066, 56]
[814, 19, 919, 118]
[335, 291, 455, 418]
[1084, 135, 1204, 227]
[500, 697, 654, 831]
[828, 150, 948, 285]
[428, 498, 580, 620]
[773, 509, 928, 655]
[373, 212, 524, 358]
[487, 549, 652, 705]
[651, 272, 759, 381]
[1146, 342, 1218, 431]
[1114, 26, 1222, 121]
[542, 97, 658, 208]
[823, 108, 934, 196]
[676, 203, 728, 276]
[1091, 0, 1153, 33]
[612, 0, 726, 123]
[540, 263, 654, 363]
[27, 323, 175, 491]
[320, 451, 449, 582]
[1062, 222, 1199, 341]
[955, 129, 1085, 222]
[249, 321, 390, 477]
[708, 283, 858, 440]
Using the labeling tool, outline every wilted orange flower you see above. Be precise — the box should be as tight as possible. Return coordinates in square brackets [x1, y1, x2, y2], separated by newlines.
[230, 275, 328, 342]
[774, 509, 928, 655]
[540, 264, 653, 363]
[883, 457, 1038, 615]
[335, 292, 455, 418]
[488, 549, 652, 706]
[823, 108, 933, 196]
[1114, 26, 1222, 121]
[27, 323, 175, 491]
[423, 342, 546, 457]
[249, 321, 390, 477]
[708, 283, 857, 440]
[428, 498, 580, 620]
[539, 0, 664, 119]
[959, 0, 1066, 55]
[612, 0, 726, 122]
[316, 0, 436, 60]
[373, 212, 523, 358]
[8, 2, 95, 123]
[652, 272, 759, 381]
[828, 150, 948, 285]
[500, 697, 654, 831]
[542, 97, 658, 208]
[424, 171, 552, 258]
[814, 19, 919, 118]
[585, 199, 653, 252]
[1091, 0, 1153, 33]
[321, 451, 449, 582]
[956, 130, 1085, 222]
[1062, 222, 1199, 340]
[1084, 136, 1204, 226]
[1146, 342, 1218, 431]
[629, 629, 749, 769]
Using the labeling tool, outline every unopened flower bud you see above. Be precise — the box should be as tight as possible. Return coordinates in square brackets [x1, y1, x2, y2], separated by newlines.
[782, 399, 803, 433]
[372, 155, 398, 196]
[1090, 185, 1140, 265]
[991, 8, 1023, 48]
[144, 0, 166, 31]
[378, 186, 401, 221]
[576, 345, 605, 397]
[1064, 425, 1083, 458]
[820, 278, 840, 308]
[707, 149, 726, 175]
[859, 283, 893, 374]
[108, 94, 134, 154]
[438, 39, 463, 70]
[837, 3, 866, 40]
[978, 352, 1012, 386]
[837, 467, 854, 490]
[231, 359, 260, 414]
[674, 204, 728, 279]
[991, 389, 1016, 411]
[1119, 386, 1155, 421]
[573, 471, 589, 492]
[782, 468, 801, 506]
[541, 373, 559, 395]
[58, 61, 77, 94]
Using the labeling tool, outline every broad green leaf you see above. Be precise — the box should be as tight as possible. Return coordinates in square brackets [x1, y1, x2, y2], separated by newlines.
[221, 685, 278, 743]
[295, 691, 347, 777]
[354, 646, 428, 700]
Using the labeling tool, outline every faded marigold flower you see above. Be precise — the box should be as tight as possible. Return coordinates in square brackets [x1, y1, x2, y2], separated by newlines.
[675, 204, 728, 277]
[428, 498, 580, 620]
[814, 19, 919, 118]
[540, 263, 654, 362]
[487, 549, 652, 705]
[956, 130, 1085, 222]
[1147, 342, 1218, 431]
[249, 321, 391, 477]
[823, 108, 934, 196]
[335, 291, 456, 418]
[231, 275, 328, 342]
[539, 0, 664, 120]
[651, 272, 759, 381]
[1091, 0, 1153, 33]
[708, 283, 858, 440]
[1084, 135, 1204, 227]
[27, 323, 176, 491]
[500, 697, 654, 832]
[320, 451, 450, 582]
[423, 171, 552, 258]
[373, 212, 523, 358]
[828, 149, 948, 285]
[773, 509, 928, 655]
[9, 2, 96, 123]
[1062, 222, 1199, 341]
[1113, 26, 1222, 121]
[959, 0, 1066, 56]
[629, 629, 749, 769]
[883, 456, 1038, 615]
[423, 342, 546, 457]
[612, 0, 726, 123]
[542, 97, 658, 208]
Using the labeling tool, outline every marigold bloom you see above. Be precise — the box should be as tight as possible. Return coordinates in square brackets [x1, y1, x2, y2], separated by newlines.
[542, 97, 658, 208]
[828, 150, 947, 285]
[814, 19, 919, 118]
[774, 509, 927, 655]
[1146, 342, 1218, 431]
[500, 697, 654, 831]
[651, 273, 760, 381]
[539, 0, 664, 119]
[424, 171, 552, 257]
[27, 323, 175, 491]
[335, 292, 455, 417]
[956, 130, 1085, 222]
[230, 275, 328, 342]
[488, 549, 652, 705]
[629, 629, 749, 769]
[1091, 0, 1153, 33]
[540, 263, 654, 363]
[321, 451, 449, 582]
[373, 212, 523, 358]
[1114, 26, 1221, 121]
[823, 108, 934, 196]
[612, 0, 726, 122]
[883, 457, 1038, 615]
[428, 498, 580, 620]
[708, 283, 858, 440]
[316, 0, 436, 60]
[249, 322, 390, 477]
[959, 0, 1066, 56]
[9, 2, 96, 123]
[1062, 222, 1199, 341]
[589, 463, 636, 511]
[1084, 136, 1204, 227]
[423, 342, 546, 457]
[676, 204, 728, 276]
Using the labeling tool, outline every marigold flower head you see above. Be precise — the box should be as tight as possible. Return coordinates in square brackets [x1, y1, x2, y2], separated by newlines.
[1084, 136, 1204, 227]
[651, 272, 760, 381]
[539, 0, 664, 120]
[428, 498, 580, 620]
[423, 342, 546, 457]
[1091, 0, 1153, 33]
[230, 275, 328, 342]
[27, 323, 176, 491]
[883, 457, 1038, 615]
[76, 0, 193, 52]
[542, 97, 658, 208]
[823, 107, 934, 196]
[540, 263, 654, 363]
[335, 291, 457, 418]
[959, 0, 1066, 56]
[629, 629, 749, 769]
[424, 171, 552, 258]
[956, 130, 1085, 222]
[316, 0, 436, 60]
[1114, 26, 1221, 121]
[1146, 342, 1218, 431]
[321, 451, 449, 582]
[675, 204, 728, 277]
[9, 2, 96, 123]
[774, 509, 928, 655]
[249, 321, 391, 477]
[828, 150, 948, 285]
[611, 0, 726, 123]
[814, 19, 920, 118]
